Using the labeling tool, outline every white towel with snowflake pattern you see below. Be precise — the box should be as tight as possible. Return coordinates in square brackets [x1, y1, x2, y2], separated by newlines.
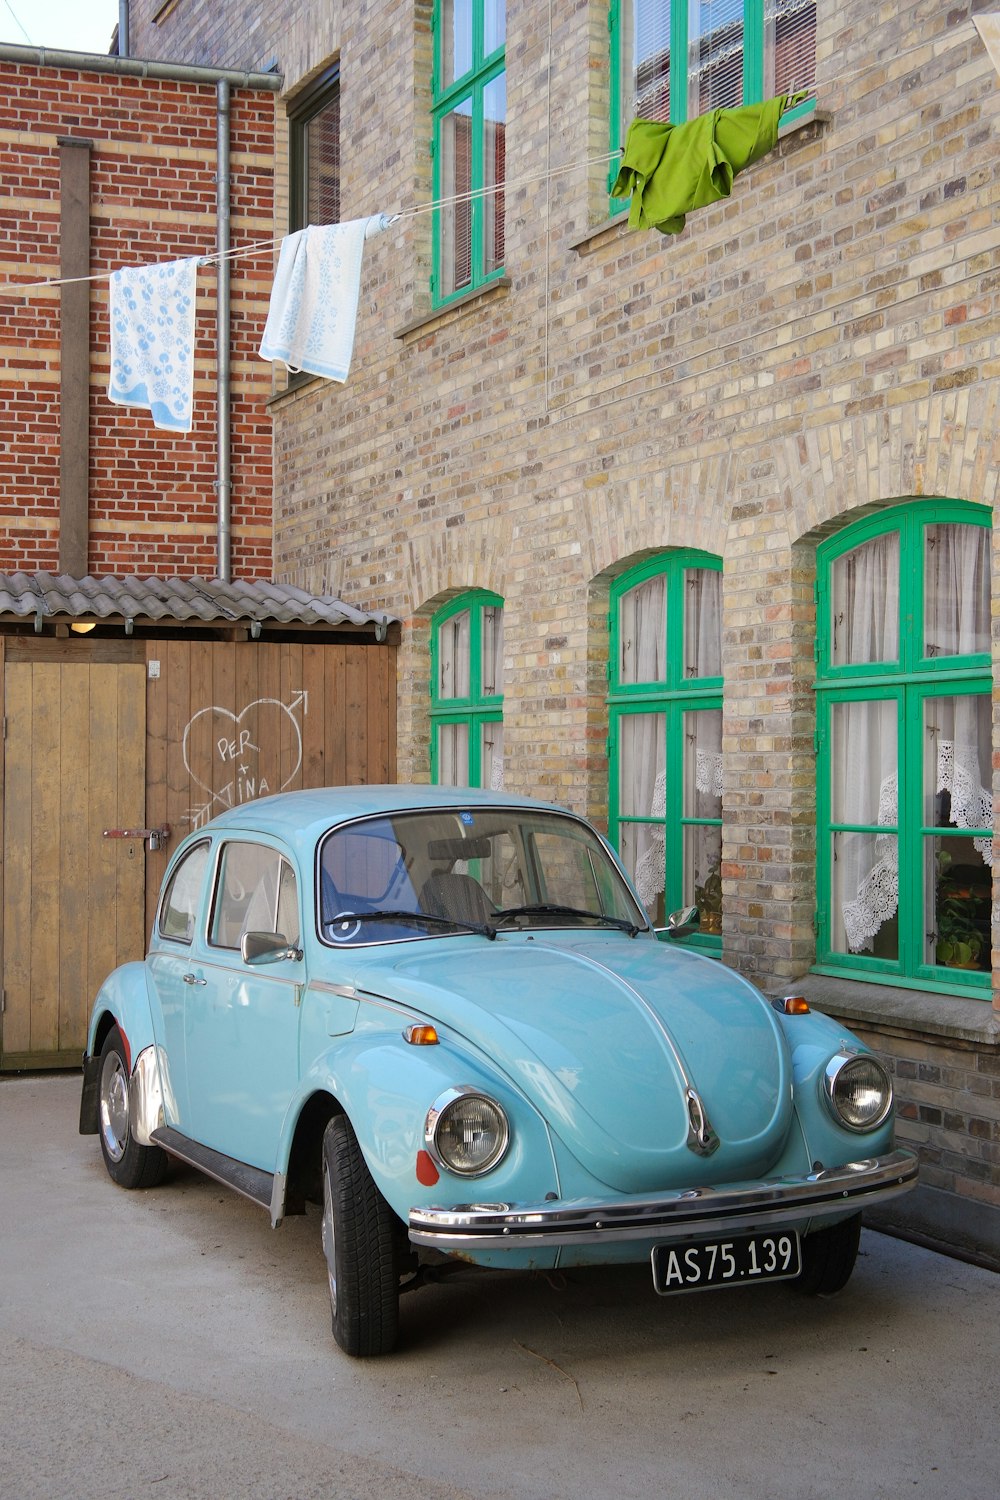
[259, 215, 391, 383]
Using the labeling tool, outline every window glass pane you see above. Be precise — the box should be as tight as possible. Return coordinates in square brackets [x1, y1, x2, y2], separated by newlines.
[482, 720, 504, 790]
[689, 0, 745, 115]
[618, 573, 667, 684]
[276, 863, 300, 946]
[925, 694, 992, 839]
[686, 824, 722, 932]
[320, 823, 414, 920]
[483, 71, 506, 276]
[831, 531, 900, 667]
[439, 101, 473, 296]
[484, 0, 505, 55]
[924, 523, 990, 659]
[304, 92, 340, 225]
[832, 830, 899, 959]
[929, 834, 991, 972]
[440, 0, 473, 87]
[830, 698, 898, 827]
[619, 713, 666, 916]
[684, 568, 721, 678]
[683, 708, 722, 818]
[631, 0, 672, 125]
[438, 609, 471, 698]
[211, 842, 282, 948]
[437, 721, 470, 785]
[159, 843, 209, 943]
[765, 0, 816, 99]
[482, 604, 504, 694]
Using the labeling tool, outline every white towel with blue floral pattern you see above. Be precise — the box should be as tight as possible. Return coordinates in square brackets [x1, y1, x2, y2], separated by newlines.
[259, 215, 392, 383]
[107, 257, 199, 432]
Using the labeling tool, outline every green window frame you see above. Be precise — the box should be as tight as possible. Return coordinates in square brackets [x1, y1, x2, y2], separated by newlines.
[814, 500, 993, 997]
[608, 552, 723, 945]
[289, 62, 341, 232]
[430, 591, 504, 787]
[431, 0, 506, 306]
[608, 1, 816, 197]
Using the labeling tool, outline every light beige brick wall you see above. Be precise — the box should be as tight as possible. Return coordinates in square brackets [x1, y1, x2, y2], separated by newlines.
[129, 0, 1000, 1230]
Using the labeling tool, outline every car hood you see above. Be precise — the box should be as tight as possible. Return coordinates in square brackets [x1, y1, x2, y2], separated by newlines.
[351, 933, 793, 1193]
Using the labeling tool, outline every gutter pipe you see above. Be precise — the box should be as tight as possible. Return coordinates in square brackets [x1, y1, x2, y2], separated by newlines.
[117, 2, 129, 57]
[0, 42, 282, 91]
[216, 80, 232, 582]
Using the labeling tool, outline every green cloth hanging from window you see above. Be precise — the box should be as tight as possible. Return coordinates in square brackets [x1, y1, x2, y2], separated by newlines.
[612, 93, 803, 235]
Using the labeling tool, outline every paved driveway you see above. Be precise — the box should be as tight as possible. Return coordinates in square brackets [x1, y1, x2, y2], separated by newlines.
[2, 1073, 997, 1500]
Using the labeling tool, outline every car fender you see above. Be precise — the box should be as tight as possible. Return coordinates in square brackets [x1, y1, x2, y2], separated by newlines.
[86, 962, 158, 1068]
[275, 1030, 559, 1224]
[783, 1008, 897, 1165]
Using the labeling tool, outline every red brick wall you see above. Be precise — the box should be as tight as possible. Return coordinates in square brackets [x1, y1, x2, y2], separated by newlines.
[0, 61, 276, 578]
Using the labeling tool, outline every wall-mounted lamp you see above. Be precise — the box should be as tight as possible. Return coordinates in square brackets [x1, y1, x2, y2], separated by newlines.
[70, 621, 96, 634]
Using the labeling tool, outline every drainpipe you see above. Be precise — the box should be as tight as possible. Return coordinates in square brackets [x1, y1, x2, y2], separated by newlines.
[216, 79, 232, 582]
[117, 2, 129, 57]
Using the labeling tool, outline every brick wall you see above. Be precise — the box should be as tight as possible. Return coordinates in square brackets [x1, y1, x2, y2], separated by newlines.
[0, 60, 276, 577]
[124, 0, 1000, 1244]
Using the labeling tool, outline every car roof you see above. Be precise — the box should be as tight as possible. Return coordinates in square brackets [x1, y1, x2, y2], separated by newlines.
[197, 784, 573, 857]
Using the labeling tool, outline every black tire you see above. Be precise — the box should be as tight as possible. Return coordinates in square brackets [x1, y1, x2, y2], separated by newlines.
[97, 1026, 167, 1190]
[321, 1114, 400, 1356]
[796, 1213, 862, 1296]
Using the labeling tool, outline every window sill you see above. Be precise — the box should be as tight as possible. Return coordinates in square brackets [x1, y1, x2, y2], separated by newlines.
[789, 973, 1000, 1047]
[394, 276, 511, 342]
[570, 106, 831, 257]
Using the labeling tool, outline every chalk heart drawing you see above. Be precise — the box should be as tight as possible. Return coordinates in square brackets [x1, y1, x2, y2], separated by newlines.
[182, 693, 307, 828]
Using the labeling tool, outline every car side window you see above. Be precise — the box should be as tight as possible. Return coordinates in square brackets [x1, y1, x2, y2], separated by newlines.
[210, 842, 300, 950]
[158, 841, 211, 943]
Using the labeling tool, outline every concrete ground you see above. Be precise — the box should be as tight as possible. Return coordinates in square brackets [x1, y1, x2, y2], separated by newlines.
[2, 1073, 997, 1500]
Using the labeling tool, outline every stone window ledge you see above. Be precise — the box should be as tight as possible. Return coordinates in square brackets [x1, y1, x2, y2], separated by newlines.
[394, 276, 511, 342]
[788, 974, 1000, 1047]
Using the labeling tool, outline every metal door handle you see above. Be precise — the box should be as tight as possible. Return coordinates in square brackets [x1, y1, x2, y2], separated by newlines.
[182, 973, 207, 986]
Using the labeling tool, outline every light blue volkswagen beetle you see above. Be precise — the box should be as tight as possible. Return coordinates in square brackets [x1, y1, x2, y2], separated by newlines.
[80, 786, 917, 1356]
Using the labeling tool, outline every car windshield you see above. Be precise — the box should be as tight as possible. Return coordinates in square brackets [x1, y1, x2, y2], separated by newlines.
[317, 806, 648, 946]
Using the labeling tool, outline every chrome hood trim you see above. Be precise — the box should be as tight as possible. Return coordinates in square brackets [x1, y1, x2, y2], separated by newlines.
[408, 1148, 918, 1250]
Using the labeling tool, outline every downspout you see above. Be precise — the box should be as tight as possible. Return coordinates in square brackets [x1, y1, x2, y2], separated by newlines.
[216, 80, 232, 582]
[117, 3, 129, 57]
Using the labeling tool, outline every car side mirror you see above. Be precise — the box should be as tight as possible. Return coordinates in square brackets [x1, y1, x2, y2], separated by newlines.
[241, 930, 303, 965]
[662, 906, 700, 940]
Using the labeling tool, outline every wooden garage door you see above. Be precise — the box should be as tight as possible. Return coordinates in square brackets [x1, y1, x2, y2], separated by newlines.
[1, 659, 146, 1069]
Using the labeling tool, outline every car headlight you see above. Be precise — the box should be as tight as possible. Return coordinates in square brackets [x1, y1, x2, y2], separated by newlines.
[425, 1086, 510, 1177]
[823, 1052, 893, 1132]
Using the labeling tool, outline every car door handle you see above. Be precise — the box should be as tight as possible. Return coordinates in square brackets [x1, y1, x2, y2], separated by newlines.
[182, 973, 207, 986]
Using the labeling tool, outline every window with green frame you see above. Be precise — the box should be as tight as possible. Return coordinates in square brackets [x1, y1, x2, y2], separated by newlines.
[608, 2, 816, 196]
[815, 501, 993, 996]
[432, 0, 506, 305]
[608, 553, 723, 941]
[430, 592, 504, 787]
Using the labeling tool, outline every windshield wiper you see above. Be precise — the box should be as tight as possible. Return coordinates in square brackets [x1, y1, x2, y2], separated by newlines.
[494, 903, 641, 937]
[327, 909, 497, 940]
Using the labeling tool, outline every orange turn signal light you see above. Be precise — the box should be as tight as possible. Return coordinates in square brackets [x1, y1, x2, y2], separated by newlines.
[778, 995, 810, 1015]
[403, 1023, 439, 1046]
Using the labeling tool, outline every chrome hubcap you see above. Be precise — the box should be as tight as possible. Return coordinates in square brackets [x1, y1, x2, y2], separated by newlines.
[99, 1050, 129, 1163]
[321, 1159, 337, 1315]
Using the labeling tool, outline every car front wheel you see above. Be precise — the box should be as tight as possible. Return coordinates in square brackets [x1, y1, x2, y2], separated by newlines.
[97, 1026, 167, 1189]
[321, 1114, 401, 1356]
[795, 1212, 862, 1296]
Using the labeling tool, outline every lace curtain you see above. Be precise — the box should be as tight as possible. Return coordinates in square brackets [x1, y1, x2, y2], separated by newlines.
[836, 525, 993, 954]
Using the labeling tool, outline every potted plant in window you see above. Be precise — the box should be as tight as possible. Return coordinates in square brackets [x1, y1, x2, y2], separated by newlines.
[694, 858, 723, 935]
[935, 853, 988, 970]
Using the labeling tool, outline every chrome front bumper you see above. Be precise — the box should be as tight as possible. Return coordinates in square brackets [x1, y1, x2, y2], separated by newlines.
[408, 1148, 918, 1250]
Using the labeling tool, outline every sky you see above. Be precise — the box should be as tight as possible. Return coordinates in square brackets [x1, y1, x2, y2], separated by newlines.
[0, 0, 120, 53]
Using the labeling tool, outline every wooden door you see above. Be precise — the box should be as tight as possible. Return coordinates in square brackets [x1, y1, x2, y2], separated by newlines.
[1, 658, 147, 1069]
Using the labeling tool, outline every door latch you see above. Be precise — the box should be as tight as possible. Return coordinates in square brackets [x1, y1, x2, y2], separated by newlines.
[102, 824, 172, 852]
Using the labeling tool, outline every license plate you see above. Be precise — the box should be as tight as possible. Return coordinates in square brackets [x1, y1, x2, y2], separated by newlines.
[651, 1231, 801, 1295]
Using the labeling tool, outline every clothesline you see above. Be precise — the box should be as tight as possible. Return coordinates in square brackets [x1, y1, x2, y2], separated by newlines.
[0, 145, 628, 297]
